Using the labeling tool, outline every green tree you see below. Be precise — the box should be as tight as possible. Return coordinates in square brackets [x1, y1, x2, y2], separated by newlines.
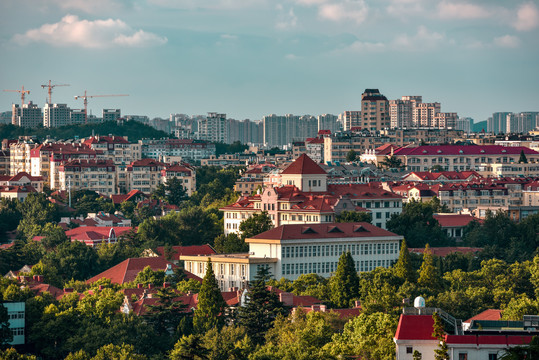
[92, 343, 147, 360]
[238, 211, 273, 240]
[133, 266, 166, 287]
[0, 348, 38, 359]
[346, 149, 357, 162]
[213, 233, 248, 254]
[193, 260, 227, 334]
[519, 150, 528, 163]
[165, 177, 188, 206]
[144, 287, 188, 341]
[41, 223, 69, 250]
[335, 210, 372, 224]
[418, 244, 441, 292]
[432, 313, 449, 360]
[169, 334, 209, 360]
[379, 155, 403, 169]
[413, 350, 422, 360]
[330, 251, 359, 308]
[394, 240, 415, 282]
[0, 303, 13, 349]
[202, 325, 253, 360]
[237, 266, 287, 345]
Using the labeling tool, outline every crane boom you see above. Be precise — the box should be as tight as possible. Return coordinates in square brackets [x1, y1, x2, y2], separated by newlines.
[41, 80, 70, 104]
[3, 86, 30, 105]
[73, 90, 129, 124]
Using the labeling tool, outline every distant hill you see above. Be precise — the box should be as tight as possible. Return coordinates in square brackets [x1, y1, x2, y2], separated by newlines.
[0, 120, 173, 142]
[472, 120, 487, 132]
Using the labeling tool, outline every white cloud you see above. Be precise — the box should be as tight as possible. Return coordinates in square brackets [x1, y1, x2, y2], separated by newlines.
[392, 25, 444, 50]
[437, 1, 491, 19]
[318, 0, 368, 24]
[513, 2, 539, 31]
[148, 0, 265, 10]
[276, 7, 298, 29]
[12, 15, 167, 48]
[386, 0, 426, 18]
[494, 34, 520, 48]
[285, 53, 299, 60]
[220, 34, 238, 40]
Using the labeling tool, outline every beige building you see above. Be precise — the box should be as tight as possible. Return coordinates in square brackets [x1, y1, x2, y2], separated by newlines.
[126, 159, 166, 194]
[161, 163, 196, 197]
[324, 131, 391, 164]
[59, 159, 117, 195]
[413, 102, 440, 127]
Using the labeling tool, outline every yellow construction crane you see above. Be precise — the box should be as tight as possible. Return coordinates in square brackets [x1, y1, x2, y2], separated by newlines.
[41, 80, 70, 104]
[74, 90, 128, 123]
[3, 85, 30, 105]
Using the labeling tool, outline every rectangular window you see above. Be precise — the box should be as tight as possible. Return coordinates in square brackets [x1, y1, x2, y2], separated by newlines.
[241, 265, 246, 276]
[220, 264, 225, 274]
[488, 354, 497, 360]
[406, 347, 413, 354]
[458, 354, 468, 360]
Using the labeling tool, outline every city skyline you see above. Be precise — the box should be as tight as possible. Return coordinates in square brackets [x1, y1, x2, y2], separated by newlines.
[1, 0, 538, 122]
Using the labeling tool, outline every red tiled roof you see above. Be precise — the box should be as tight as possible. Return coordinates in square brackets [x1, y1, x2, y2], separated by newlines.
[87, 257, 179, 284]
[83, 136, 130, 145]
[7, 172, 43, 182]
[155, 245, 216, 261]
[393, 145, 539, 156]
[433, 214, 481, 228]
[327, 183, 403, 199]
[66, 226, 133, 241]
[110, 190, 147, 204]
[394, 314, 437, 340]
[0, 185, 37, 193]
[281, 154, 327, 175]
[465, 309, 502, 323]
[248, 222, 400, 242]
[130, 158, 166, 167]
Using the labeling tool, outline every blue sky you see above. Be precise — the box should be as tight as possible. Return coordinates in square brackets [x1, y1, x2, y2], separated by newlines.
[1, 0, 538, 123]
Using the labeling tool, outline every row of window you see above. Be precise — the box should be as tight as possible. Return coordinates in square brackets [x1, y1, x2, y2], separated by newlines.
[281, 259, 394, 275]
[11, 327, 24, 336]
[8, 311, 24, 320]
[187, 262, 247, 277]
[282, 242, 399, 258]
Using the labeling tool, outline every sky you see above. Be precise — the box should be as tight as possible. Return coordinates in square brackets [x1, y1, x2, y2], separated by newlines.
[1, 0, 538, 123]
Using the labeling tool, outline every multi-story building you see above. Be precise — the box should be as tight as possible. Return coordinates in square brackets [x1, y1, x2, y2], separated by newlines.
[29, 143, 100, 189]
[455, 117, 473, 133]
[235, 163, 277, 196]
[103, 109, 121, 122]
[306, 137, 325, 164]
[181, 222, 402, 289]
[71, 109, 86, 125]
[323, 130, 391, 164]
[139, 139, 215, 163]
[393, 145, 539, 172]
[2, 302, 25, 345]
[317, 114, 340, 134]
[506, 112, 539, 134]
[342, 111, 362, 132]
[360, 89, 390, 131]
[0, 172, 44, 192]
[263, 114, 318, 148]
[161, 163, 196, 197]
[487, 112, 511, 134]
[389, 96, 422, 129]
[59, 159, 116, 195]
[126, 159, 166, 194]
[199, 112, 227, 143]
[221, 154, 403, 234]
[380, 128, 464, 146]
[9, 139, 37, 175]
[432, 112, 458, 129]
[12, 102, 42, 128]
[83, 136, 141, 193]
[43, 103, 71, 127]
[413, 102, 441, 127]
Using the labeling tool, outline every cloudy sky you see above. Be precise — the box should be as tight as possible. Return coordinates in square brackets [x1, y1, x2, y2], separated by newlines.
[1, 0, 538, 122]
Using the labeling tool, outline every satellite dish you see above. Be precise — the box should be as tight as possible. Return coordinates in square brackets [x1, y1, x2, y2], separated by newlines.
[414, 296, 425, 308]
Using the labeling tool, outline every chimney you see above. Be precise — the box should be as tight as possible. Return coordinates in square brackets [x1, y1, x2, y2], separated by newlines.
[137, 283, 143, 289]
[64, 288, 74, 293]
[279, 292, 294, 307]
[354, 300, 361, 308]
[163, 282, 170, 288]
[148, 283, 154, 289]
[33, 275, 39, 281]
[37, 275, 44, 282]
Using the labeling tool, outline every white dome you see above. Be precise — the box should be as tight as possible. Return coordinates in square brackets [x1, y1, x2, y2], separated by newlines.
[414, 296, 426, 308]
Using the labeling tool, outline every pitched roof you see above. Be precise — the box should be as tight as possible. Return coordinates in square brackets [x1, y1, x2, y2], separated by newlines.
[465, 309, 502, 324]
[394, 314, 437, 340]
[281, 154, 327, 175]
[155, 245, 216, 261]
[87, 257, 192, 284]
[65, 226, 133, 241]
[248, 222, 400, 242]
[433, 214, 481, 228]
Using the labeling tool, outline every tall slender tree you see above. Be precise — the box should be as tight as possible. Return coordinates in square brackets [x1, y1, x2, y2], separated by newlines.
[330, 251, 360, 308]
[193, 259, 227, 334]
[432, 313, 449, 360]
[417, 244, 439, 290]
[237, 266, 287, 345]
[394, 240, 415, 282]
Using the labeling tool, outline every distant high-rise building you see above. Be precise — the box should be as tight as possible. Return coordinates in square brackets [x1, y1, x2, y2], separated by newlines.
[487, 112, 510, 134]
[506, 112, 539, 134]
[360, 89, 390, 131]
[317, 114, 340, 134]
[432, 112, 458, 129]
[389, 96, 422, 128]
[12, 102, 42, 128]
[455, 117, 473, 133]
[413, 102, 441, 127]
[71, 109, 86, 125]
[262, 114, 318, 148]
[199, 112, 227, 143]
[43, 103, 71, 127]
[103, 109, 121, 122]
[342, 111, 362, 131]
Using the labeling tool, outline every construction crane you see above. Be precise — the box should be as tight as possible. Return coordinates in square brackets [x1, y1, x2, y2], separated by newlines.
[74, 90, 128, 124]
[3, 86, 30, 105]
[41, 80, 70, 104]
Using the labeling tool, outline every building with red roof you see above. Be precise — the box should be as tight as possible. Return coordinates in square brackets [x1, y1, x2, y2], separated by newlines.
[126, 158, 166, 194]
[87, 257, 202, 284]
[182, 222, 402, 289]
[222, 154, 403, 235]
[433, 214, 482, 240]
[65, 226, 134, 248]
[59, 159, 116, 195]
[155, 244, 216, 263]
[0, 171, 44, 192]
[161, 162, 196, 196]
[0, 184, 37, 202]
[395, 307, 539, 360]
